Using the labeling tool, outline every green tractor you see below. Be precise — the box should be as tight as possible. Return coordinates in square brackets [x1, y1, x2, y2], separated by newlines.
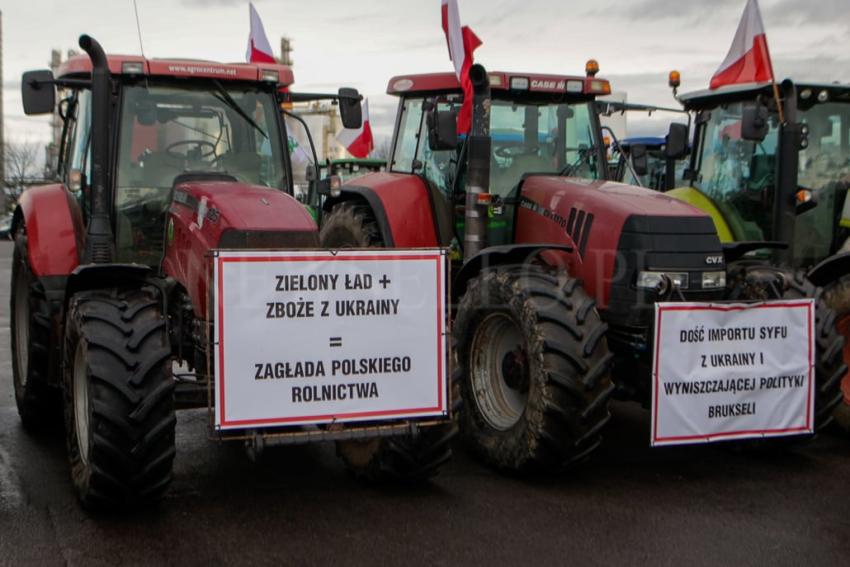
[667, 78, 850, 432]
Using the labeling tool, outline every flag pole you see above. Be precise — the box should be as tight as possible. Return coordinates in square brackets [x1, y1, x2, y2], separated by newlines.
[771, 81, 785, 124]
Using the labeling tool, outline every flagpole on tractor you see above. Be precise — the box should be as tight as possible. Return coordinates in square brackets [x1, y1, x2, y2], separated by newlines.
[771, 81, 785, 124]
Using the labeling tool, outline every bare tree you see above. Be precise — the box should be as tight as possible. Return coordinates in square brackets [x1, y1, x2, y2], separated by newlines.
[4, 140, 41, 199]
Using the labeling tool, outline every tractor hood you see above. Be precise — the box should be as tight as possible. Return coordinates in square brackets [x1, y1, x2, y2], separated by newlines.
[163, 180, 318, 319]
[520, 176, 709, 220]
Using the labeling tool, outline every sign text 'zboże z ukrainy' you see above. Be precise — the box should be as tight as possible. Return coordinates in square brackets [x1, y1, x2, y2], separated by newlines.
[213, 250, 447, 430]
[651, 300, 815, 446]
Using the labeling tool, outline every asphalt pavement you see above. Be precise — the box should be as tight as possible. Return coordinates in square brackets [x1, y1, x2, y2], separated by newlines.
[0, 239, 848, 566]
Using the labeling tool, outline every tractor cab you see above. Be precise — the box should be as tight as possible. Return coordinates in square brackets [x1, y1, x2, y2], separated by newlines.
[384, 69, 612, 247]
[671, 81, 850, 268]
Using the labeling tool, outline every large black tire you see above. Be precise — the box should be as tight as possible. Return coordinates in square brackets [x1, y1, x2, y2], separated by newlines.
[319, 200, 384, 248]
[821, 272, 850, 434]
[63, 287, 176, 509]
[454, 266, 614, 472]
[10, 226, 60, 429]
[321, 200, 457, 481]
[727, 265, 845, 433]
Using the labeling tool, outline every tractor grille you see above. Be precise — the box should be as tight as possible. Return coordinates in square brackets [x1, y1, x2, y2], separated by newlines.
[218, 230, 319, 250]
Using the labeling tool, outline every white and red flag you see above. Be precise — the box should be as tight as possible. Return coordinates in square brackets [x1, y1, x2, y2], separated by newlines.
[337, 99, 374, 158]
[245, 3, 276, 64]
[710, 0, 774, 89]
[441, 0, 482, 134]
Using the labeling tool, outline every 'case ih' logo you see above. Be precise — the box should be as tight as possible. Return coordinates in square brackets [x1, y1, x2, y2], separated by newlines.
[705, 255, 724, 265]
[531, 80, 566, 90]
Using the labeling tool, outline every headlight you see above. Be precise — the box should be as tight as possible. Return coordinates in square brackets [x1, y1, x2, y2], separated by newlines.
[702, 271, 726, 289]
[637, 271, 688, 289]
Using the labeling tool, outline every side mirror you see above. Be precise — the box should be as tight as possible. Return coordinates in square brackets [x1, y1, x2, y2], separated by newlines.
[741, 103, 769, 142]
[338, 88, 362, 129]
[665, 123, 689, 159]
[21, 70, 56, 115]
[630, 144, 649, 176]
[427, 108, 458, 151]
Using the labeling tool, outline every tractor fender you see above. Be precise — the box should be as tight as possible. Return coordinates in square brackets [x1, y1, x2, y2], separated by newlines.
[327, 173, 442, 247]
[66, 264, 155, 304]
[453, 244, 575, 302]
[667, 186, 735, 243]
[807, 252, 850, 287]
[13, 184, 83, 277]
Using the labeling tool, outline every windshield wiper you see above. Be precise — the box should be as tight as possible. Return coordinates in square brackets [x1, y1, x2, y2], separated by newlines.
[211, 80, 268, 140]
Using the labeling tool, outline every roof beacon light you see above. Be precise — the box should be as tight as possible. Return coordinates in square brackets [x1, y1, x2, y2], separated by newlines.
[510, 77, 529, 90]
[586, 59, 600, 78]
[122, 61, 144, 75]
[668, 70, 681, 89]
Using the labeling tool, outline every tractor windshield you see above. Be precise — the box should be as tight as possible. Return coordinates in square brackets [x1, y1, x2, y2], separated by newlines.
[115, 82, 286, 264]
[694, 98, 850, 265]
[693, 102, 779, 242]
[401, 95, 600, 200]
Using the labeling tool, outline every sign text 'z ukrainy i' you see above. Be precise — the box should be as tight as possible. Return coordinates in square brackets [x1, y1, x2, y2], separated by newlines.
[651, 300, 815, 446]
[213, 249, 448, 430]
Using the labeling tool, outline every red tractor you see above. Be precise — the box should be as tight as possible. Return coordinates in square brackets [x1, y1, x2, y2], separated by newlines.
[319, 64, 845, 472]
[11, 35, 454, 508]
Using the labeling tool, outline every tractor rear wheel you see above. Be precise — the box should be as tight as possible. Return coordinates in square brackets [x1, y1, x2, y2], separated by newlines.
[727, 265, 845, 433]
[822, 273, 850, 434]
[63, 287, 176, 509]
[10, 226, 60, 429]
[319, 200, 384, 248]
[454, 266, 614, 472]
[321, 200, 456, 481]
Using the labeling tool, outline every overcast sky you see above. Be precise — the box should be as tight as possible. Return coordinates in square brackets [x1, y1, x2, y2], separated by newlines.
[2, 0, 850, 147]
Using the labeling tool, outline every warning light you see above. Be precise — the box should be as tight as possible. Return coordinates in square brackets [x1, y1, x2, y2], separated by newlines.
[796, 189, 813, 204]
[668, 70, 681, 89]
[586, 59, 600, 78]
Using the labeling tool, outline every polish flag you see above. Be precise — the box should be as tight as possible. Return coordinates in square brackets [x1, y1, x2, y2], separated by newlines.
[710, 0, 774, 90]
[245, 3, 276, 64]
[337, 99, 374, 158]
[441, 0, 482, 134]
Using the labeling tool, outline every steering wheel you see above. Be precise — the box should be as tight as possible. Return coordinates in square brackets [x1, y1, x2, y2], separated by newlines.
[495, 144, 539, 159]
[166, 140, 217, 161]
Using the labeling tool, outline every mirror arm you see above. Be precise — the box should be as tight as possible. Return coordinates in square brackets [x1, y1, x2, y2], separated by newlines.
[280, 92, 363, 104]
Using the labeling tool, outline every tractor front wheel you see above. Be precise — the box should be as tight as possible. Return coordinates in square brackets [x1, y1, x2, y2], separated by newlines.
[454, 266, 614, 472]
[63, 288, 176, 509]
[727, 265, 845, 433]
[822, 273, 850, 434]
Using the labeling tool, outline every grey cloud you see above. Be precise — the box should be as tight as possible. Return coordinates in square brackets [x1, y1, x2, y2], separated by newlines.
[593, 0, 741, 21]
[770, 0, 850, 25]
[181, 0, 264, 6]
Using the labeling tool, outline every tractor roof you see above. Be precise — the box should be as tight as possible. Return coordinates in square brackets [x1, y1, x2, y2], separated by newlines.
[680, 80, 850, 109]
[386, 71, 611, 97]
[57, 54, 294, 87]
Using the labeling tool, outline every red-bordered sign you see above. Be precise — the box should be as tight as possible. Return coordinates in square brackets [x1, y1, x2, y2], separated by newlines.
[213, 250, 447, 430]
[651, 301, 815, 446]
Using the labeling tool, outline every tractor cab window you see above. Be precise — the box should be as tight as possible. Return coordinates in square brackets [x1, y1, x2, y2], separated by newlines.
[489, 100, 599, 197]
[694, 102, 779, 241]
[391, 97, 425, 173]
[115, 83, 286, 265]
[66, 90, 93, 186]
[415, 95, 464, 197]
[796, 100, 850, 263]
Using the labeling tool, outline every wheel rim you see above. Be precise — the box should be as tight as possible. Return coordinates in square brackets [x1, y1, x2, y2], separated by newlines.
[73, 342, 91, 466]
[469, 313, 530, 431]
[13, 265, 30, 386]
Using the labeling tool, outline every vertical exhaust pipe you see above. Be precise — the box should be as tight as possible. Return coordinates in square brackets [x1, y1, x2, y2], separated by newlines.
[78, 34, 114, 264]
[463, 64, 491, 262]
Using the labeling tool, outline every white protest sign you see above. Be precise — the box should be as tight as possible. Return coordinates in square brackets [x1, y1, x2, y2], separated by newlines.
[651, 300, 815, 446]
[213, 249, 447, 430]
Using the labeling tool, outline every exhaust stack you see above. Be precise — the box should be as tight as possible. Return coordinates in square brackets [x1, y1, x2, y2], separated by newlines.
[463, 64, 491, 262]
[79, 34, 114, 264]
